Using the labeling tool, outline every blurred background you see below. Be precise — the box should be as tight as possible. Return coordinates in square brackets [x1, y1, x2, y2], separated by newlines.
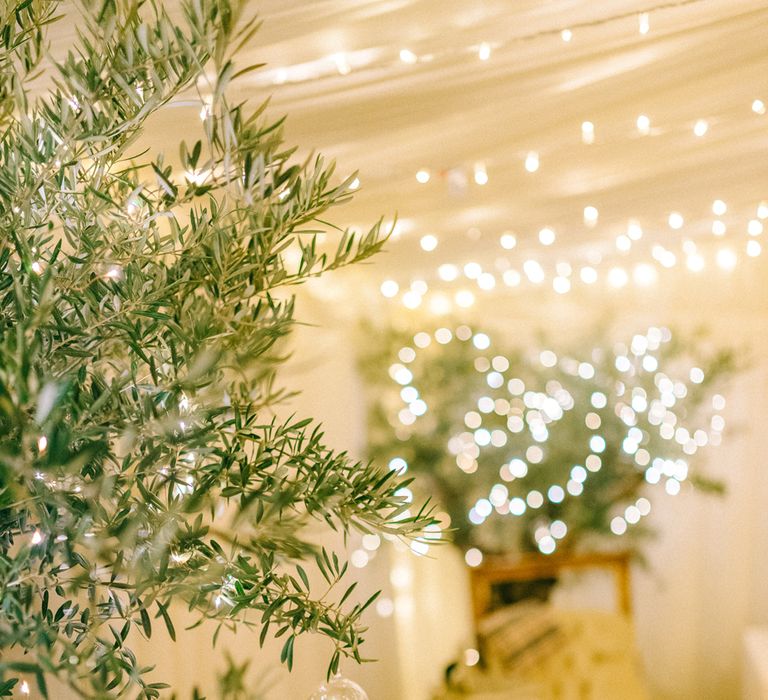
[82, 1, 768, 697]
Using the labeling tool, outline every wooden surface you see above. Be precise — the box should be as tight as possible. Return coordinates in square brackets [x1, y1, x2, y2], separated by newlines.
[469, 550, 633, 622]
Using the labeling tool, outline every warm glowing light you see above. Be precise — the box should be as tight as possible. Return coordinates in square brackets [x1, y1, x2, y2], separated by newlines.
[464, 261, 482, 279]
[455, 290, 475, 308]
[561, 29, 573, 42]
[380, 280, 399, 298]
[503, 269, 521, 286]
[712, 199, 727, 216]
[31, 530, 43, 545]
[747, 240, 762, 257]
[37, 436, 48, 453]
[638, 12, 650, 34]
[538, 227, 556, 245]
[473, 162, 488, 185]
[477, 272, 496, 290]
[636, 114, 650, 135]
[552, 276, 570, 294]
[712, 220, 726, 236]
[607, 267, 628, 288]
[464, 648, 480, 666]
[583, 206, 598, 226]
[716, 248, 737, 270]
[753, 99, 766, 115]
[668, 212, 684, 229]
[580, 266, 598, 284]
[616, 234, 631, 252]
[416, 169, 430, 184]
[420, 234, 438, 251]
[693, 119, 709, 136]
[759, 202, 768, 219]
[429, 293, 452, 315]
[31, 261, 43, 274]
[581, 121, 595, 144]
[524, 151, 539, 172]
[438, 264, 459, 281]
[399, 48, 417, 64]
[523, 260, 545, 284]
[686, 253, 705, 272]
[402, 291, 421, 309]
[20, 681, 30, 696]
[332, 53, 351, 75]
[478, 42, 491, 61]
[500, 232, 517, 249]
[748, 219, 764, 236]
[633, 263, 657, 286]
[465, 548, 483, 567]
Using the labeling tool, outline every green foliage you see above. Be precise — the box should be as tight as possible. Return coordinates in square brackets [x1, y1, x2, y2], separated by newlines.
[361, 321, 736, 555]
[0, 0, 434, 696]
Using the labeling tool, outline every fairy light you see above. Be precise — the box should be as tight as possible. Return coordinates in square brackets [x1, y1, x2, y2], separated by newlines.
[31, 529, 43, 545]
[668, 212, 684, 229]
[607, 267, 628, 288]
[616, 234, 632, 252]
[712, 200, 727, 216]
[748, 219, 763, 236]
[583, 206, 598, 226]
[455, 290, 475, 307]
[712, 220, 726, 236]
[759, 202, 768, 219]
[716, 248, 737, 270]
[581, 121, 595, 144]
[523, 260, 545, 284]
[752, 99, 766, 115]
[332, 52, 351, 75]
[380, 280, 399, 298]
[438, 263, 459, 281]
[633, 263, 657, 286]
[638, 12, 650, 34]
[463, 261, 482, 279]
[478, 42, 491, 61]
[503, 269, 521, 286]
[415, 169, 430, 184]
[20, 681, 30, 696]
[693, 119, 709, 136]
[500, 232, 517, 249]
[561, 29, 573, 42]
[37, 436, 48, 453]
[538, 227, 556, 246]
[399, 48, 417, 64]
[420, 234, 438, 251]
[473, 162, 488, 185]
[747, 240, 762, 257]
[686, 252, 705, 272]
[524, 151, 540, 172]
[636, 114, 651, 135]
[580, 266, 598, 284]
[31, 261, 43, 274]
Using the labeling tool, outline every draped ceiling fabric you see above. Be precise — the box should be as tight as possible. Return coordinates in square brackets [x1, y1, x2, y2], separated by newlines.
[218, 0, 768, 302]
[49, 0, 768, 305]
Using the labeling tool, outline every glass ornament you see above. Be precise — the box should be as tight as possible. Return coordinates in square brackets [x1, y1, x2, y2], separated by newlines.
[308, 673, 369, 700]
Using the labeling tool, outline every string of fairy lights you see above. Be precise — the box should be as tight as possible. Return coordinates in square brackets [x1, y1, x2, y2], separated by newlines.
[381, 325, 725, 560]
[256, 0, 714, 88]
[377, 192, 767, 313]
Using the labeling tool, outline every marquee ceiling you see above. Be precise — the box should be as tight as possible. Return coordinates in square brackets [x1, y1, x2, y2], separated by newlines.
[50, 0, 768, 311]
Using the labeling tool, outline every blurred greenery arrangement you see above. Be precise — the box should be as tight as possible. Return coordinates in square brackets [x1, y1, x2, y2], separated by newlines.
[0, 1, 434, 696]
[361, 321, 735, 557]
